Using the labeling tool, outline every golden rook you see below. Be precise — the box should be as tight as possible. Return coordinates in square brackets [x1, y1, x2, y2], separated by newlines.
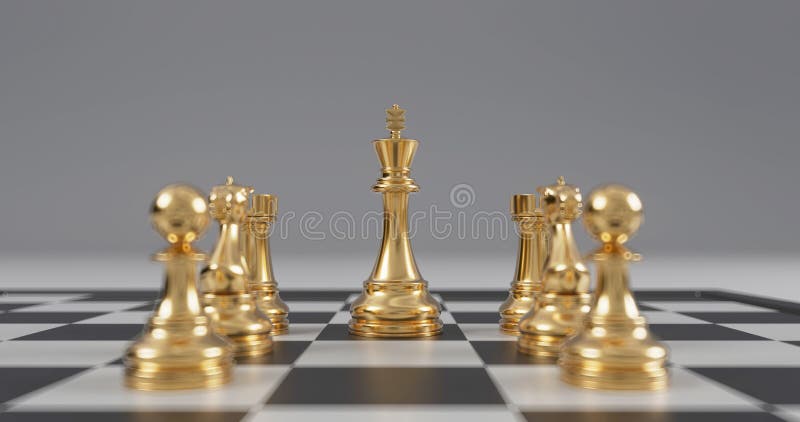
[498, 193, 548, 335]
[246, 193, 290, 334]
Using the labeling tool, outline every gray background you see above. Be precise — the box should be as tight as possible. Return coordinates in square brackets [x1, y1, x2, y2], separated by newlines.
[1, 0, 798, 257]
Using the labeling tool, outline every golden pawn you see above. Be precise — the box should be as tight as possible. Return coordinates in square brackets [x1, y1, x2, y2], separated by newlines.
[349, 105, 443, 338]
[518, 177, 591, 359]
[498, 193, 548, 335]
[200, 177, 273, 357]
[246, 193, 290, 335]
[560, 184, 669, 390]
[124, 184, 234, 390]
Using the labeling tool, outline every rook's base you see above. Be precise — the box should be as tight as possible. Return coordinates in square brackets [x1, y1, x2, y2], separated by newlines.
[253, 289, 290, 336]
[498, 281, 538, 335]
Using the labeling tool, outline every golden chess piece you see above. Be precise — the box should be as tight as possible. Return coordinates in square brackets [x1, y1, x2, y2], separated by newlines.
[498, 193, 548, 335]
[124, 184, 234, 390]
[518, 176, 591, 359]
[200, 176, 273, 357]
[560, 184, 669, 390]
[349, 105, 443, 338]
[246, 193, 290, 335]
[240, 185, 255, 273]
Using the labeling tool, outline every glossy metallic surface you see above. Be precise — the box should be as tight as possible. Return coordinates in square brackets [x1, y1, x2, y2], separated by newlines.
[240, 186, 255, 285]
[518, 177, 591, 360]
[200, 177, 273, 357]
[349, 105, 443, 337]
[498, 193, 548, 335]
[124, 184, 234, 390]
[247, 193, 290, 335]
[560, 184, 669, 390]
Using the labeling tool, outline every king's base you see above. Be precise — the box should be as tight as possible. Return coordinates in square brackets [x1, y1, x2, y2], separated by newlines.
[348, 281, 443, 338]
[349, 317, 443, 338]
[559, 362, 669, 390]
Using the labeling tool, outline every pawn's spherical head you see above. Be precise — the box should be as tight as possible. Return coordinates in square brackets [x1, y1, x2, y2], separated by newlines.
[150, 184, 210, 245]
[583, 184, 643, 244]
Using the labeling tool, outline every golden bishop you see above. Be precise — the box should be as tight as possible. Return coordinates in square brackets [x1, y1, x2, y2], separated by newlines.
[560, 184, 669, 390]
[124, 184, 234, 390]
[349, 105, 443, 337]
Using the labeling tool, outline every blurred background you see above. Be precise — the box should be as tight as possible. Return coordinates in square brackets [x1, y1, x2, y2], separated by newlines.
[1, 1, 798, 269]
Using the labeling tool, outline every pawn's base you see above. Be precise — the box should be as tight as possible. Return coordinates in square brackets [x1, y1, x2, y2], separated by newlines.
[124, 318, 234, 391]
[559, 319, 669, 390]
[349, 281, 443, 338]
[559, 364, 668, 390]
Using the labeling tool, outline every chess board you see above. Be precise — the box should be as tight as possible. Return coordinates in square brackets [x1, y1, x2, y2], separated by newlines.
[1, 289, 799, 422]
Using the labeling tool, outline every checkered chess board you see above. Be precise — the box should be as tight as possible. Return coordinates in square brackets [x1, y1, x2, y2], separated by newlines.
[1, 289, 799, 421]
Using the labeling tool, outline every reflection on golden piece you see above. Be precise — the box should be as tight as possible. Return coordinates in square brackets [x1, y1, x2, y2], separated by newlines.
[498, 193, 548, 335]
[240, 186, 256, 287]
[560, 184, 669, 390]
[349, 105, 443, 338]
[124, 184, 234, 390]
[246, 193, 290, 335]
[200, 177, 273, 357]
[518, 177, 591, 360]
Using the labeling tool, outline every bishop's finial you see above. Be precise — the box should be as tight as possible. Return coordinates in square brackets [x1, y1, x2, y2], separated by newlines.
[225, 176, 234, 186]
[557, 176, 566, 186]
[386, 104, 406, 139]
